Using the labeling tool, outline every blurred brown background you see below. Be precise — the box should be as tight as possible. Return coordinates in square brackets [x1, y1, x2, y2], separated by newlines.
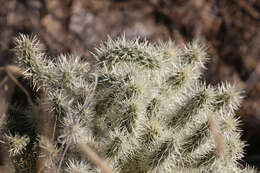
[1, 0, 260, 169]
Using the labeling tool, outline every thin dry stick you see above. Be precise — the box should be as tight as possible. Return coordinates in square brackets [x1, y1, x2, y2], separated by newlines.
[0, 76, 8, 88]
[5, 66, 34, 106]
[56, 72, 99, 173]
[56, 141, 71, 173]
[208, 115, 225, 157]
[78, 72, 98, 118]
[0, 65, 24, 88]
[79, 143, 113, 173]
[52, 114, 57, 141]
[5, 65, 24, 77]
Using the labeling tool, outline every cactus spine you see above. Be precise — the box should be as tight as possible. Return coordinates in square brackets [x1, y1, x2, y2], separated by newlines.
[2, 34, 256, 173]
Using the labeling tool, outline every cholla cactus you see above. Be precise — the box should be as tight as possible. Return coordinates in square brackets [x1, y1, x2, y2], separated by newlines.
[2, 34, 256, 173]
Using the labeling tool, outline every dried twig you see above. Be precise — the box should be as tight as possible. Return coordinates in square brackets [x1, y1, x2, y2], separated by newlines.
[78, 143, 113, 173]
[4, 65, 33, 106]
[236, 0, 260, 19]
[56, 72, 98, 173]
[208, 115, 225, 157]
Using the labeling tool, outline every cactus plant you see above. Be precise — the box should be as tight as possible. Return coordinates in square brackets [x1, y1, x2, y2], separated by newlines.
[0, 34, 257, 173]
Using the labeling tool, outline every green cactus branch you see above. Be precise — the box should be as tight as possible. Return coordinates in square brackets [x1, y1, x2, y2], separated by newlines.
[0, 34, 257, 173]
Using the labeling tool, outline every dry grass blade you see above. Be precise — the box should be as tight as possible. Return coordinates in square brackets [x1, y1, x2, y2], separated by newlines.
[5, 65, 24, 77]
[208, 115, 225, 157]
[5, 65, 33, 106]
[78, 143, 113, 173]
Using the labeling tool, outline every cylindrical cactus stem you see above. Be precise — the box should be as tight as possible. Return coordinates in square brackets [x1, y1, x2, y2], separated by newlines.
[33, 95, 57, 173]
[11, 34, 256, 173]
[93, 36, 254, 173]
[0, 74, 16, 173]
